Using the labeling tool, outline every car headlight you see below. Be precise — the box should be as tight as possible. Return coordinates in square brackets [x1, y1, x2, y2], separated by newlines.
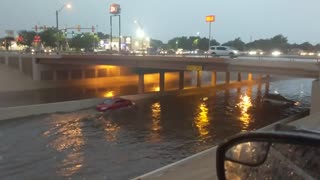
[248, 51, 257, 55]
[272, 51, 281, 56]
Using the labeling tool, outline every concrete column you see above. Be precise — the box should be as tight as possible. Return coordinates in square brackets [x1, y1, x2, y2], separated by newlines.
[159, 72, 165, 92]
[138, 74, 145, 94]
[179, 71, 184, 90]
[32, 57, 40, 80]
[310, 80, 320, 114]
[68, 71, 72, 80]
[197, 71, 202, 87]
[4, 55, 9, 66]
[211, 71, 217, 86]
[237, 72, 242, 82]
[248, 73, 253, 81]
[53, 70, 57, 81]
[265, 80, 270, 95]
[18, 56, 23, 72]
[95, 68, 98, 78]
[225, 72, 230, 84]
[81, 69, 86, 79]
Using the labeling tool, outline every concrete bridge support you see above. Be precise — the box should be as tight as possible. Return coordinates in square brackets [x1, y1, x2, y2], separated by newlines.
[179, 71, 184, 90]
[311, 80, 320, 114]
[197, 71, 202, 87]
[248, 73, 253, 81]
[225, 72, 230, 84]
[211, 71, 217, 86]
[138, 74, 145, 94]
[237, 73, 242, 82]
[160, 72, 165, 92]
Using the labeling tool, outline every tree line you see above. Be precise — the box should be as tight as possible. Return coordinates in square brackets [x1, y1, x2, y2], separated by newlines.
[166, 34, 320, 53]
[2, 29, 320, 53]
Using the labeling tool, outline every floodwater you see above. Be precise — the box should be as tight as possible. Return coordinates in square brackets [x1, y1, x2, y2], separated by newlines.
[0, 76, 312, 180]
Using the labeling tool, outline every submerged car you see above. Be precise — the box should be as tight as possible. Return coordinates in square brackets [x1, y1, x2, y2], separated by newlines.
[96, 97, 135, 112]
[262, 93, 296, 106]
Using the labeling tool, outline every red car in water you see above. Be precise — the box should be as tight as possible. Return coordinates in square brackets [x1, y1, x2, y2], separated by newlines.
[96, 98, 135, 112]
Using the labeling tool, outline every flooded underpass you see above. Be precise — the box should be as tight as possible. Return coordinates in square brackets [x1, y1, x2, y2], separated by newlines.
[0, 76, 312, 179]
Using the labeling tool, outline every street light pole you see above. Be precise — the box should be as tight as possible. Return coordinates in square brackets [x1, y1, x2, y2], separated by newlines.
[56, 10, 59, 30]
[55, 4, 71, 51]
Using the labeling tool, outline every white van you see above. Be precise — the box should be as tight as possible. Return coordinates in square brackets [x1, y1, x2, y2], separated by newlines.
[208, 46, 239, 58]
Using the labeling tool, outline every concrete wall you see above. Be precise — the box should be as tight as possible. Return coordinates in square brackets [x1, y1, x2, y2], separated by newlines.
[8, 57, 19, 69]
[311, 80, 320, 114]
[0, 56, 5, 64]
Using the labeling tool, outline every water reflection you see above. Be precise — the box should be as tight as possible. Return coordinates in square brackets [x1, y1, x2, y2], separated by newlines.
[43, 115, 85, 177]
[148, 102, 162, 143]
[194, 99, 210, 141]
[237, 94, 253, 132]
[151, 102, 162, 131]
[103, 119, 120, 142]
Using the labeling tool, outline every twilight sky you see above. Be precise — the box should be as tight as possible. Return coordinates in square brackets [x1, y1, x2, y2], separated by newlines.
[0, 0, 319, 44]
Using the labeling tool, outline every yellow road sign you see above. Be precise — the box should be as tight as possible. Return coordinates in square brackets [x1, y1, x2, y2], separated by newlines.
[186, 65, 203, 71]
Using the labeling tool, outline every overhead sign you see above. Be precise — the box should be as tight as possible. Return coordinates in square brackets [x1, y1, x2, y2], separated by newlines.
[110, 4, 121, 14]
[206, 15, 215, 22]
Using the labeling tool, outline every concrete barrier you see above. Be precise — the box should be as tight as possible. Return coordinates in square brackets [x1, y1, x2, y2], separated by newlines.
[0, 92, 170, 121]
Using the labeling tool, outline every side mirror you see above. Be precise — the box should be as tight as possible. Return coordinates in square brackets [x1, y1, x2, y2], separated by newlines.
[216, 132, 320, 180]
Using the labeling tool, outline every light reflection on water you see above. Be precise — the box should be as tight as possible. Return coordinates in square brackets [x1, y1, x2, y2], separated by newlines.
[194, 100, 210, 141]
[42, 114, 85, 177]
[147, 102, 162, 143]
[237, 94, 253, 132]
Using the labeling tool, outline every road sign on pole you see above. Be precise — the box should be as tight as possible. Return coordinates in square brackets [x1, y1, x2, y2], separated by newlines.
[206, 15, 215, 23]
[206, 15, 215, 52]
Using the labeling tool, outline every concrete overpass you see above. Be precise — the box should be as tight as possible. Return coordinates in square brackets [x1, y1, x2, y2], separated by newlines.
[1, 53, 320, 114]
[37, 54, 319, 78]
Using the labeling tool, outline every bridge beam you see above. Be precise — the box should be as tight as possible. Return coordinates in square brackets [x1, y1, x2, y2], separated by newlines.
[138, 74, 144, 94]
[179, 71, 184, 90]
[160, 72, 165, 92]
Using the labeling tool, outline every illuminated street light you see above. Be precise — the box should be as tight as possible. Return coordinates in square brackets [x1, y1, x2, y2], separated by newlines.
[56, 3, 72, 30]
[136, 28, 145, 38]
[56, 3, 71, 52]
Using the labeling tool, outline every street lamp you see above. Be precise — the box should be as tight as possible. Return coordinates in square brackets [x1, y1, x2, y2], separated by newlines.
[56, 3, 72, 30]
[56, 3, 71, 52]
